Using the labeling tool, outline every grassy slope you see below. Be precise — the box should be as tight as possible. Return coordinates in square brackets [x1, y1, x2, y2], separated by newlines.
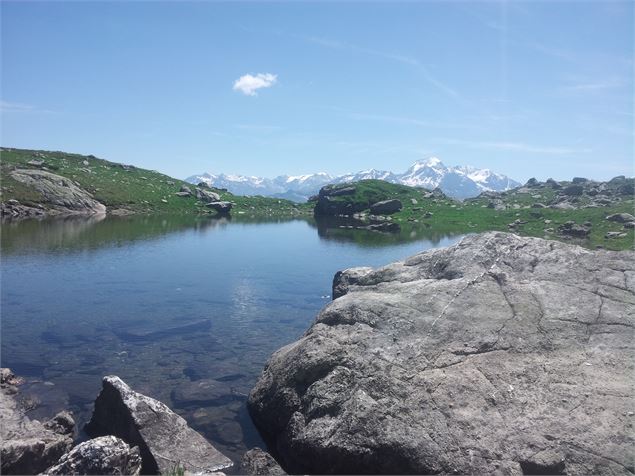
[2, 149, 633, 250]
[317, 180, 635, 251]
[0, 148, 312, 217]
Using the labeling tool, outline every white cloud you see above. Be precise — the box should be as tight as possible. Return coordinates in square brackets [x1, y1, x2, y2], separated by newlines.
[232, 73, 278, 96]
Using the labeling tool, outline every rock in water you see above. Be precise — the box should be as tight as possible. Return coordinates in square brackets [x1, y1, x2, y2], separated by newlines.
[240, 448, 286, 475]
[248, 232, 635, 475]
[0, 370, 73, 474]
[9, 169, 106, 214]
[44, 436, 142, 475]
[85, 376, 232, 474]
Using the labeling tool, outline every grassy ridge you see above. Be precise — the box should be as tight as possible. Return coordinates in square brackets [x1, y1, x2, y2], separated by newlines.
[315, 180, 635, 251]
[0, 148, 312, 217]
[2, 148, 633, 250]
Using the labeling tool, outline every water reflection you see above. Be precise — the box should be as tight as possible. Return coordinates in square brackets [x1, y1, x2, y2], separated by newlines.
[312, 215, 466, 247]
[1, 215, 464, 466]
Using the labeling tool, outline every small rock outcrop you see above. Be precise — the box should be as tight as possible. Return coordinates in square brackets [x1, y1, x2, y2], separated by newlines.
[558, 221, 591, 238]
[44, 436, 142, 475]
[369, 199, 402, 215]
[248, 233, 635, 475]
[239, 448, 286, 475]
[314, 185, 364, 216]
[1, 369, 74, 475]
[8, 169, 106, 215]
[206, 201, 233, 215]
[43, 411, 75, 437]
[607, 213, 635, 223]
[85, 376, 232, 474]
[196, 188, 221, 203]
[0, 200, 47, 219]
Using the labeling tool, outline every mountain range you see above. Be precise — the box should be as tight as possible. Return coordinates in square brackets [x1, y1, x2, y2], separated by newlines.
[185, 157, 521, 201]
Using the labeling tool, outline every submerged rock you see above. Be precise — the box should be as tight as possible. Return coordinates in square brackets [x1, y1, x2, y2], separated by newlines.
[85, 376, 232, 474]
[0, 369, 73, 475]
[240, 448, 286, 475]
[44, 436, 142, 475]
[248, 232, 635, 475]
[43, 411, 75, 437]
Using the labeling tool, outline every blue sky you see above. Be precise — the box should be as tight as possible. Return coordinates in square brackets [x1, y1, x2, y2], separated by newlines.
[1, 1, 633, 182]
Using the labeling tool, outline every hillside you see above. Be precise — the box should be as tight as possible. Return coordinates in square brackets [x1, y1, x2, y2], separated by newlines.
[0, 148, 312, 218]
[312, 179, 634, 251]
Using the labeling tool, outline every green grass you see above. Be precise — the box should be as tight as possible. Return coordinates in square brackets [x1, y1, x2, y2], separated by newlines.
[0, 148, 313, 217]
[2, 149, 633, 251]
[316, 180, 635, 251]
[318, 180, 425, 208]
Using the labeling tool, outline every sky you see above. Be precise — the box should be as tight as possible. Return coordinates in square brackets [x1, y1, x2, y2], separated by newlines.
[1, 1, 633, 182]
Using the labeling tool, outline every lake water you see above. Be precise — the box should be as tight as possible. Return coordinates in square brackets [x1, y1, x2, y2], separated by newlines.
[1, 215, 464, 466]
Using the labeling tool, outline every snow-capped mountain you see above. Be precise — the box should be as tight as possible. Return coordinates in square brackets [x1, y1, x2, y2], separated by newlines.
[186, 158, 520, 201]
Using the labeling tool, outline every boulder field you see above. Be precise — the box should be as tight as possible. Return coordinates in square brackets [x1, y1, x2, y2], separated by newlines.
[248, 232, 635, 475]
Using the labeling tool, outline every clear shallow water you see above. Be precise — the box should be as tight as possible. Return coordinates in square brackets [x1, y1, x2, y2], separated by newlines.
[1, 215, 464, 464]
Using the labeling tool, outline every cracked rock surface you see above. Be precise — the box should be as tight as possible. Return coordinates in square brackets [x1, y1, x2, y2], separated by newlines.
[248, 232, 635, 475]
[9, 169, 106, 214]
[44, 436, 142, 475]
[85, 376, 232, 474]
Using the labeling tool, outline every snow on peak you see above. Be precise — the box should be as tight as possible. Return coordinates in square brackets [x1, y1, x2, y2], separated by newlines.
[184, 157, 520, 201]
[408, 156, 446, 173]
[424, 156, 443, 167]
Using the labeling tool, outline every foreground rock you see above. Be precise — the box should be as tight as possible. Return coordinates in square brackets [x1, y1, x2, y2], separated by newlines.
[9, 169, 106, 215]
[249, 232, 635, 475]
[240, 448, 286, 475]
[85, 376, 232, 474]
[0, 369, 74, 474]
[44, 436, 142, 475]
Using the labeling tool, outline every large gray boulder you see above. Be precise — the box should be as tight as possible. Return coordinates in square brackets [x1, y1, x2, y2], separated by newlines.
[248, 232, 635, 475]
[206, 201, 233, 215]
[1, 369, 74, 475]
[9, 169, 106, 214]
[85, 376, 232, 474]
[369, 199, 402, 215]
[44, 436, 142, 475]
[196, 188, 221, 203]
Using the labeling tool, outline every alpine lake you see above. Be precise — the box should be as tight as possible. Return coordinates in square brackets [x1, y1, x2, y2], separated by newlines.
[1, 214, 465, 467]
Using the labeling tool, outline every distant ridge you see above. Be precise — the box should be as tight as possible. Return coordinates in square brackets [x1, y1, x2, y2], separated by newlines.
[186, 157, 521, 201]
